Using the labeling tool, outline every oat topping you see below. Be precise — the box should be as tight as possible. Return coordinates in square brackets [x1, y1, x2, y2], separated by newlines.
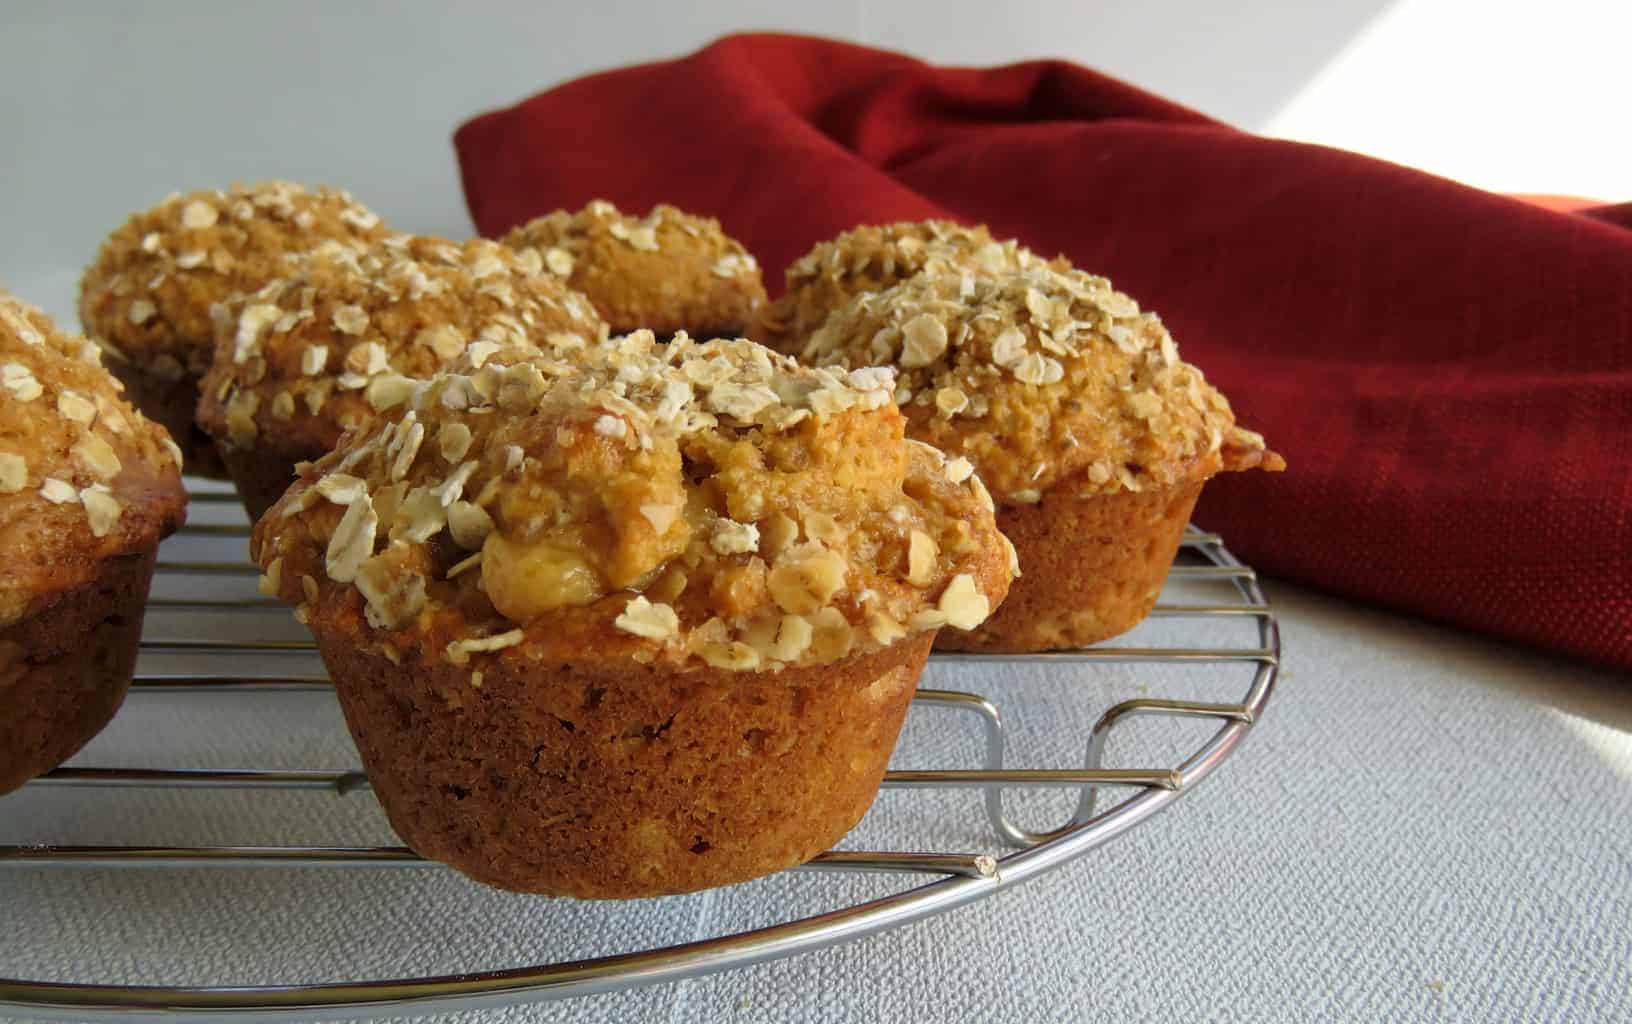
[764, 220, 1055, 349]
[252, 332, 1014, 672]
[79, 181, 391, 376]
[799, 264, 1280, 502]
[500, 199, 767, 337]
[197, 235, 608, 456]
[0, 290, 186, 623]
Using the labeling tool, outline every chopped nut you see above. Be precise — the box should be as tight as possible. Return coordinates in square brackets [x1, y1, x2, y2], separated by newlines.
[807, 606, 854, 661]
[944, 457, 975, 484]
[866, 609, 907, 646]
[127, 299, 157, 325]
[767, 545, 847, 615]
[614, 595, 679, 639]
[801, 510, 846, 549]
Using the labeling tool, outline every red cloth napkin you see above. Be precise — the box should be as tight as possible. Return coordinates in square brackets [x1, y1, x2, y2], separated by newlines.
[456, 33, 1632, 671]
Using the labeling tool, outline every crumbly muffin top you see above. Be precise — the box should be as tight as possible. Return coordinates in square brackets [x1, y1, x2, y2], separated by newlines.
[500, 199, 767, 338]
[252, 333, 1014, 675]
[0, 291, 186, 624]
[79, 181, 391, 378]
[197, 235, 608, 456]
[799, 264, 1281, 504]
[764, 220, 1052, 348]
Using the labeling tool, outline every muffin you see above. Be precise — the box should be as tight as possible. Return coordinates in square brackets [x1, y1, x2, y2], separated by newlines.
[79, 181, 391, 478]
[500, 199, 766, 339]
[197, 234, 608, 519]
[798, 264, 1283, 651]
[0, 291, 186, 794]
[762, 220, 1053, 350]
[251, 333, 1014, 897]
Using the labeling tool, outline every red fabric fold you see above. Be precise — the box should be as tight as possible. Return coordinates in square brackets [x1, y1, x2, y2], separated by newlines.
[455, 33, 1632, 671]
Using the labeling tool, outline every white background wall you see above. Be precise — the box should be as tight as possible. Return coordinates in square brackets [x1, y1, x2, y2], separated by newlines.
[2, 0, 1626, 321]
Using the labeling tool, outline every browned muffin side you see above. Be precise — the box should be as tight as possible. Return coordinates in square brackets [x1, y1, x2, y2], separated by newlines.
[500, 199, 767, 339]
[0, 290, 186, 794]
[799, 264, 1283, 651]
[252, 333, 1014, 896]
[79, 181, 391, 477]
[196, 234, 608, 519]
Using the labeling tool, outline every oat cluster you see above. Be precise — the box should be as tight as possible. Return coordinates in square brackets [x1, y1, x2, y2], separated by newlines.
[252, 332, 1014, 674]
[798, 263, 1275, 503]
[764, 220, 1054, 348]
[500, 199, 767, 337]
[197, 235, 608, 456]
[0, 290, 185, 622]
[79, 181, 391, 378]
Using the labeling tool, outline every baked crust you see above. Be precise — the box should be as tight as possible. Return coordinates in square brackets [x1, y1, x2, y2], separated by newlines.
[197, 234, 608, 518]
[500, 200, 767, 339]
[79, 181, 391, 479]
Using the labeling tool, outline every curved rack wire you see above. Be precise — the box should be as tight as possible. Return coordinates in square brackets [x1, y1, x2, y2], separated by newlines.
[0, 506, 1278, 1022]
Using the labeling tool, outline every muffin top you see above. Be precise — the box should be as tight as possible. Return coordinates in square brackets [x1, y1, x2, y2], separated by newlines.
[500, 199, 767, 338]
[79, 181, 391, 378]
[798, 264, 1282, 504]
[197, 235, 608, 457]
[252, 333, 1014, 675]
[765, 220, 1052, 349]
[0, 291, 186, 624]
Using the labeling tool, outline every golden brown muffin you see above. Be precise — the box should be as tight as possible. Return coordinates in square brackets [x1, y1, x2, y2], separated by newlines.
[500, 199, 767, 339]
[762, 220, 1053, 351]
[196, 234, 608, 519]
[0, 290, 186, 795]
[799, 264, 1283, 651]
[79, 181, 392, 478]
[251, 333, 1014, 897]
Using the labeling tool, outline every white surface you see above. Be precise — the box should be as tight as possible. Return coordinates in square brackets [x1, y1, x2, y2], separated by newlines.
[2, 508, 1629, 1024]
[2, 6, 1628, 1021]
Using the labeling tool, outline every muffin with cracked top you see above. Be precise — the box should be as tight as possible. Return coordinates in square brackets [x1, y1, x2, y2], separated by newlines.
[251, 332, 1013, 897]
[79, 181, 391, 478]
[0, 290, 186, 794]
[797, 262, 1283, 651]
[197, 234, 608, 519]
[500, 199, 766, 340]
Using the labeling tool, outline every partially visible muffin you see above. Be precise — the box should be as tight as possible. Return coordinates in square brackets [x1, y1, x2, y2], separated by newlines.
[799, 264, 1283, 651]
[251, 332, 1013, 897]
[500, 199, 766, 339]
[762, 220, 1052, 351]
[0, 290, 186, 795]
[196, 234, 608, 519]
[79, 181, 391, 478]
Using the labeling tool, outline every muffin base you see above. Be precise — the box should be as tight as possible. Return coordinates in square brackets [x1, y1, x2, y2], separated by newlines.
[0, 550, 158, 794]
[108, 362, 229, 480]
[936, 478, 1205, 652]
[318, 630, 933, 898]
[218, 444, 311, 522]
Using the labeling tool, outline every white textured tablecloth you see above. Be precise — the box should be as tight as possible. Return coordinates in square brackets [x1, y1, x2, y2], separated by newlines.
[2, 496, 1629, 1023]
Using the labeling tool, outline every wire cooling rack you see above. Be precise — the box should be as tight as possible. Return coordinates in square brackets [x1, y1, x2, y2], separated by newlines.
[0, 488, 1279, 1022]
